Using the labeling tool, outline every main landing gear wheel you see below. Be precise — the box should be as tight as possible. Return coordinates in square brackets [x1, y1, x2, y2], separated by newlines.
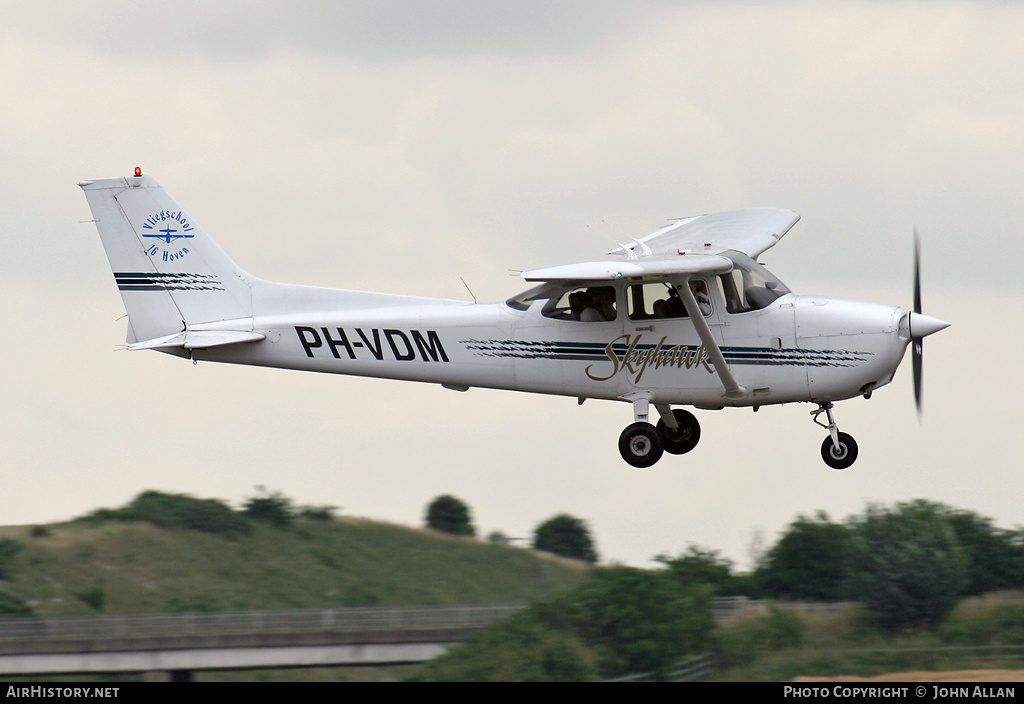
[821, 432, 858, 470]
[618, 422, 664, 469]
[656, 409, 701, 455]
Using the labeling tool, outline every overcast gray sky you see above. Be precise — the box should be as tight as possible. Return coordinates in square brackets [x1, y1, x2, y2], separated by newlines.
[1, 0, 1021, 570]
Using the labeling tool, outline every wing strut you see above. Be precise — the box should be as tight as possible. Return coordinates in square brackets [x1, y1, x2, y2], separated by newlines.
[678, 277, 747, 401]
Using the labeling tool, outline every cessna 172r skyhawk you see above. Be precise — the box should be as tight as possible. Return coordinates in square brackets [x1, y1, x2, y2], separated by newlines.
[80, 169, 949, 470]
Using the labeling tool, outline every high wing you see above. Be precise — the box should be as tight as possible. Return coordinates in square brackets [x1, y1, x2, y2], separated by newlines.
[521, 254, 733, 282]
[522, 208, 799, 283]
[621, 207, 800, 259]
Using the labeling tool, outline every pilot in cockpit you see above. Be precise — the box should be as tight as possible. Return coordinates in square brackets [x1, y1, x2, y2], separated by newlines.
[580, 287, 616, 322]
[689, 280, 712, 316]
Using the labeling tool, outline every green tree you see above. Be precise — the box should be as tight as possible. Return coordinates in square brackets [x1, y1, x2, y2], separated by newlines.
[945, 510, 1024, 595]
[532, 514, 598, 563]
[548, 566, 713, 677]
[425, 495, 475, 537]
[414, 567, 713, 681]
[754, 511, 852, 600]
[657, 545, 740, 595]
[846, 500, 969, 631]
[242, 487, 296, 527]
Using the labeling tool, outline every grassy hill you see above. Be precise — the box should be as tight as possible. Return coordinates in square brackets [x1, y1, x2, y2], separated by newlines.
[0, 513, 590, 617]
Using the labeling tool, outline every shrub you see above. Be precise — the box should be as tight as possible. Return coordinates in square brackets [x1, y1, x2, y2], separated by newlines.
[79, 491, 251, 537]
[940, 596, 1024, 646]
[0, 539, 22, 580]
[412, 610, 599, 682]
[76, 586, 106, 612]
[715, 606, 806, 669]
[298, 505, 337, 521]
[0, 590, 34, 618]
[764, 606, 806, 649]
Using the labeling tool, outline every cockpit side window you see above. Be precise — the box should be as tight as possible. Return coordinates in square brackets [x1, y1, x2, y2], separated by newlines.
[556, 285, 617, 321]
[507, 283, 618, 321]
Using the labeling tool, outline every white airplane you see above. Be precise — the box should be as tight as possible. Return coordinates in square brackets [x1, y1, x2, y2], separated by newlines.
[80, 169, 949, 470]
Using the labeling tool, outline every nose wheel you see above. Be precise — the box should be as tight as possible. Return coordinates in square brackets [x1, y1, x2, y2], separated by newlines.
[821, 432, 858, 469]
[812, 403, 859, 470]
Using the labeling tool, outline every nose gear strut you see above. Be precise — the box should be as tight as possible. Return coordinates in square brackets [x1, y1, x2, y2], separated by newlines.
[811, 402, 858, 470]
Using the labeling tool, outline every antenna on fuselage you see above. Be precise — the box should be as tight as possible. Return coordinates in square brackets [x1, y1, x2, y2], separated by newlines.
[460, 276, 478, 304]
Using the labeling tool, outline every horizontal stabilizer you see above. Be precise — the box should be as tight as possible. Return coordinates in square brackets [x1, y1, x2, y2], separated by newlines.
[129, 330, 265, 351]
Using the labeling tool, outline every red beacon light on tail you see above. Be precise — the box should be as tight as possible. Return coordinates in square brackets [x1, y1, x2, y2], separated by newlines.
[134, 167, 142, 177]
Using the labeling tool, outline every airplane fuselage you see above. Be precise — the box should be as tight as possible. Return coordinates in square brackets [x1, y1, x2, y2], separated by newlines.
[191, 281, 911, 411]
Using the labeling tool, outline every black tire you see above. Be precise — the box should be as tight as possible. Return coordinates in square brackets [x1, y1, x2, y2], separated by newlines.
[656, 409, 701, 455]
[821, 432, 858, 470]
[618, 422, 664, 468]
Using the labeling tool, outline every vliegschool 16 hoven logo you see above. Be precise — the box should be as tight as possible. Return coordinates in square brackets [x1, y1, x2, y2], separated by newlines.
[141, 210, 194, 262]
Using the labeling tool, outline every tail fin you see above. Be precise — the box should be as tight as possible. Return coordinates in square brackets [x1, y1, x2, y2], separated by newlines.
[80, 172, 257, 346]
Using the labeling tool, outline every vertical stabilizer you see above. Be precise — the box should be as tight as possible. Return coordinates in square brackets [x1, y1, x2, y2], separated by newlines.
[80, 172, 257, 344]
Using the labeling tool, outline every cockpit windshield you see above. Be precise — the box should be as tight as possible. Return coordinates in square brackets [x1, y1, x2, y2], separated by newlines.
[717, 251, 791, 313]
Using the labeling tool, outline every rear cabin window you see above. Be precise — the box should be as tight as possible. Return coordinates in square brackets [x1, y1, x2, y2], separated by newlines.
[627, 280, 712, 319]
[628, 282, 683, 320]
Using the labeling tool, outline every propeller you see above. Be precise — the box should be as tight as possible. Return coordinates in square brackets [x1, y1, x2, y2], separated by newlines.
[913, 229, 923, 416]
[907, 228, 950, 419]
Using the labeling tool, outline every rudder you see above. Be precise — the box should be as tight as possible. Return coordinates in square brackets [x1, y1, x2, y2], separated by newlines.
[80, 171, 257, 345]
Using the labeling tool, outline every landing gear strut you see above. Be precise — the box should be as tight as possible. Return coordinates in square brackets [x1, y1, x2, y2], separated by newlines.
[812, 402, 858, 470]
[618, 400, 701, 468]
